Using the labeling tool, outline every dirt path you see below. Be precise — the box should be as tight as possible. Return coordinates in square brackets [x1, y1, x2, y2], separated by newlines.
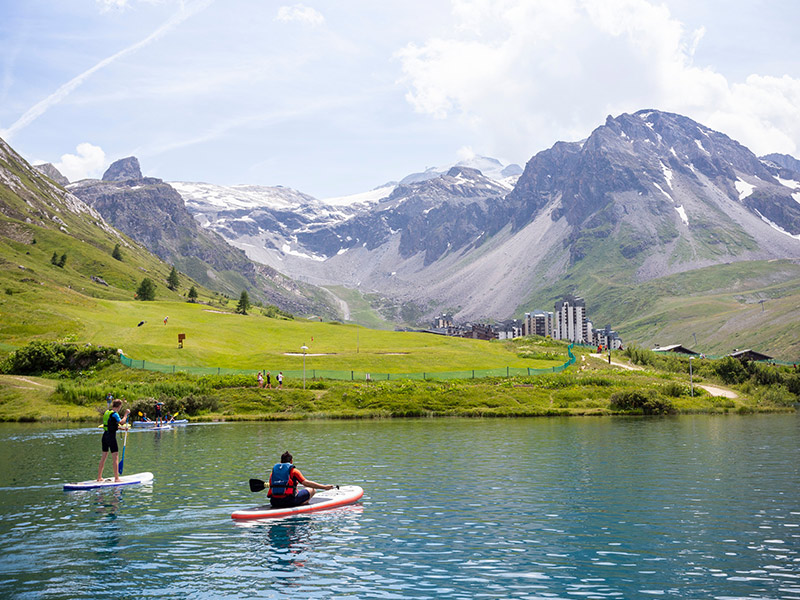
[0, 375, 54, 389]
[589, 354, 643, 370]
[588, 354, 738, 398]
[695, 384, 738, 398]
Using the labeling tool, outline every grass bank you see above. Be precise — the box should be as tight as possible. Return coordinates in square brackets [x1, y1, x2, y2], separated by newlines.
[1, 351, 795, 423]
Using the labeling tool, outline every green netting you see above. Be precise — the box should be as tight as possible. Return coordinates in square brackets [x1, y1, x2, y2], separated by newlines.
[119, 344, 578, 381]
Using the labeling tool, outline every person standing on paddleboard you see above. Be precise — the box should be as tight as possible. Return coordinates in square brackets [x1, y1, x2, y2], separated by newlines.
[154, 399, 164, 427]
[97, 399, 130, 482]
[268, 451, 334, 508]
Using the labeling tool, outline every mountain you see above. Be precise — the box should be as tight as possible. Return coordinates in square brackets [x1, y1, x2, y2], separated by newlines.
[69, 159, 336, 316]
[0, 136, 208, 341]
[172, 110, 800, 356]
[33, 163, 69, 187]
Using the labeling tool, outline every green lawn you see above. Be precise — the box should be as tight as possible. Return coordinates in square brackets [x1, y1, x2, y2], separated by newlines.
[7, 298, 566, 375]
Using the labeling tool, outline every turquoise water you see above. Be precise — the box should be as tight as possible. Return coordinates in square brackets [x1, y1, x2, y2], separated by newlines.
[0, 415, 798, 599]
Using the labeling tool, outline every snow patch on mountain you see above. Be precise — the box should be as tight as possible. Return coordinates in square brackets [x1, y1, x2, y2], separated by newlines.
[777, 176, 800, 190]
[755, 209, 800, 240]
[735, 178, 755, 200]
[322, 183, 395, 207]
[675, 205, 689, 225]
[661, 163, 673, 188]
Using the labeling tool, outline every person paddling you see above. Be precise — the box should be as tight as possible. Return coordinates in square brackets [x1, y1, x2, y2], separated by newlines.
[97, 399, 130, 482]
[268, 451, 334, 508]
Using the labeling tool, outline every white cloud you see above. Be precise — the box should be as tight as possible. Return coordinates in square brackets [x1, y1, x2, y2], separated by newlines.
[276, 4, 325, 27]
[54, 143, 107, 182]
[96, 0, 131, 10]
[396, 0, 800, 160]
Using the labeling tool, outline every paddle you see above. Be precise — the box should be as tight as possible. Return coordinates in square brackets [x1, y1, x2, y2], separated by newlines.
[248, 478, 339, 493]
[118, 425, 129, 475]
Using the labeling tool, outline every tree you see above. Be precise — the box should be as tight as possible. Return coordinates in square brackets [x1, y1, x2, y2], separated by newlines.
[136, 277, 156, 301]
[167, 266, 180, 291]
[58, 253, 67, 268]
[112, 243, 123, 261]
[236, 290, 250, 315]
[51, 251, 59, 266]
[187, 285, 198, 303]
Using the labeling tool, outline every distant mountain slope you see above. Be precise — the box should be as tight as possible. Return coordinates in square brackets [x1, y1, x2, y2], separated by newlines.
[0, 137, 205, 341]
[69, 158, 336, 317]
[172, 110, 800, 357]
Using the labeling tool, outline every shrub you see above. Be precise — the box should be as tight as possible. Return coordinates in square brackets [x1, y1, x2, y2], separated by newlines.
[180, 394, 221, 414]
[1, 341, 65, 374]
[609, 389, 675, 414]
[758, 385, 795, 407]
[662, 381, 687, 397]
[714, 357, 748, 385]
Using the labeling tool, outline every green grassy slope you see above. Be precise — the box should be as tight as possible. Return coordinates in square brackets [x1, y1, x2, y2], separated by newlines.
[10, 298, 562, 373]
[519, 213, 800, 360]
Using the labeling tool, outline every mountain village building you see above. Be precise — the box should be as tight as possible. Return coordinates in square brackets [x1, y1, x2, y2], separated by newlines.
[553, 296, 587, 343]
[523, 311, 553, 337]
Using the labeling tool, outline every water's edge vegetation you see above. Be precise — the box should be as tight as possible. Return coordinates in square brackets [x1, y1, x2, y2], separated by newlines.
[1, 339, 797, 422]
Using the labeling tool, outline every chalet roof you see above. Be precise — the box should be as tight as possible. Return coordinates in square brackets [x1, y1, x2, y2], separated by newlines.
[729, 349, 773, 361]
[651, 344, 698, 355]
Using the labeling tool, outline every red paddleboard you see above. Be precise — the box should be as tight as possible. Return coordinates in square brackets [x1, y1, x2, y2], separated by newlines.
[231, 485, 363, 520]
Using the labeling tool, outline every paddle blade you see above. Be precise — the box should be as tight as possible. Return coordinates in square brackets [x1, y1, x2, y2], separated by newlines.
[249, 478, 267, 493]
[118, 430, 129, 475]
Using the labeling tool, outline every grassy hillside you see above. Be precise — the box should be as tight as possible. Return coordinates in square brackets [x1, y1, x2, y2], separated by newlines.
[522, 234, 800, 360]
[2, 296, 565, 374]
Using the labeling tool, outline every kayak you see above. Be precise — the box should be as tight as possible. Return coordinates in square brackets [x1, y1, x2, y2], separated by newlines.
[133, 420, 187, 428]
[63, 472, 154, 491]
[231, 485, 364, 520]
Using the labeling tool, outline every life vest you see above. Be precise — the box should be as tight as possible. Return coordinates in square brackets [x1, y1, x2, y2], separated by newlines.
[102, 410, 119, 434]
[268, 463, 296, 498]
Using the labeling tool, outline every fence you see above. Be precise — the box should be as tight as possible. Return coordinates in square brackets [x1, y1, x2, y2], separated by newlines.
[119, 345, 577, 382]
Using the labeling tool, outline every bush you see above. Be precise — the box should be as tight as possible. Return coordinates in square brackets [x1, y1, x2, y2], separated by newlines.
[1, 341, 119, 375]
[758, 385, 796, 407]
[609, 389, 675, 414]
[714, 357, 748, 385]
[1, 341, 65, 374]
[661, 381, 687, 397]
[180, 394, 221, 414]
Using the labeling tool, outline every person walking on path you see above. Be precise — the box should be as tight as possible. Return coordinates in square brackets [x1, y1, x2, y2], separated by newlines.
[267, 451, 334, 507]
[97, 399, 130, 482]
[164, 316, 168, 325]
[277, 372, 283, 389]
[265, 371, 271, 388]
[257, 371, 264, 388]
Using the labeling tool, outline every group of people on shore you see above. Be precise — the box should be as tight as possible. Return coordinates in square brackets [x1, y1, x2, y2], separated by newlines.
[257, 370, 283, 389]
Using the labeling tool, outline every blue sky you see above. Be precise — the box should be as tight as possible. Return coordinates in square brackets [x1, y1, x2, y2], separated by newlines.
[1, 0, 799, 198]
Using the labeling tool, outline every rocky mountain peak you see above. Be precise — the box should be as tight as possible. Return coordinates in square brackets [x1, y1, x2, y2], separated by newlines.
[445, 166, 484, 179]
[102, 157, 142, 182]
[33, 163, 69, 186]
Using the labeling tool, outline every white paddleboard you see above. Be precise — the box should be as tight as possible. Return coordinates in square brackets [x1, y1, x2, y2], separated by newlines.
[133, 419, 187, 428]
[63, 472, 154, 491]
[231, 485, 364, 520]
[133, 424, 172, 431]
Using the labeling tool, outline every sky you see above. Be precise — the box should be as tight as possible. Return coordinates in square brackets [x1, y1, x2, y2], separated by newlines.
[1, 0, 799, 198]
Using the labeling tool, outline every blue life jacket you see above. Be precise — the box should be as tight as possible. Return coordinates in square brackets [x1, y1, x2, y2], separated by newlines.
[268, 463, 296, 498]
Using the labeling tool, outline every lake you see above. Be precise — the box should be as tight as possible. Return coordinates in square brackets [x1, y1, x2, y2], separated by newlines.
[0, 415, 798, 599]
